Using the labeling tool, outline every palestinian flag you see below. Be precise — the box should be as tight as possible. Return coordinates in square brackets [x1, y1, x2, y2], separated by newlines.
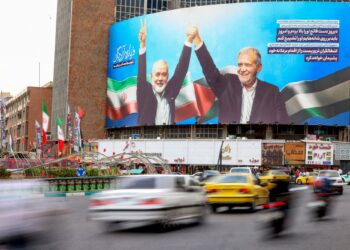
[56, 116, 65, 151]
[42, 101, 49, 144]
[281, 66, 350, 124]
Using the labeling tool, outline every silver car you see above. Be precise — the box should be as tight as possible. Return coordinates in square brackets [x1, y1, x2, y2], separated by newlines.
[88, 175, 207, 230]
[0, 180, 67, 248]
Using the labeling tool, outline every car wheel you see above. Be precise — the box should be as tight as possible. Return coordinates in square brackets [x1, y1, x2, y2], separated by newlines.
[297, 180, 302, 185]
[249, 200, 257, 213]
[210, 205, 218, 213]
[104, 221, 121, 233]
[339, 188, 343, 195]
[195, 205, 207, 225]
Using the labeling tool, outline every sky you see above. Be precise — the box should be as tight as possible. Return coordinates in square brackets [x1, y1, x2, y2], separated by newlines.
[0, 0, 57, 96]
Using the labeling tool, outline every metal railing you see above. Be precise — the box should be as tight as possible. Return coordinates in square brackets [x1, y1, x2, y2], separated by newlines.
[43, 176, 118, 192]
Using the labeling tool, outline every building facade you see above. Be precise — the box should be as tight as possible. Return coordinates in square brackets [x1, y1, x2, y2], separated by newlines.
[4, 84, 52, 152]
[52, 0, 350, 144]
[51, 0, 115, 140]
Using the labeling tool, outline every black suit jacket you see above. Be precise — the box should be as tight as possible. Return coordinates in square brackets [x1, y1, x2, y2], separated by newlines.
[137, 46, 191, 126]
[195, 43, 289, 124]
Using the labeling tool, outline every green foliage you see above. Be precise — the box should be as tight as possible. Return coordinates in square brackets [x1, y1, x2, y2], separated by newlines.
[0, 168, 11, 179]
[86, 167, 99, 177]
[23, 166, 121, 178]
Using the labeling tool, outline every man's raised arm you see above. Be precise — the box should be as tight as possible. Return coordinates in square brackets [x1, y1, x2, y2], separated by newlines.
[192, 26, 226, 98]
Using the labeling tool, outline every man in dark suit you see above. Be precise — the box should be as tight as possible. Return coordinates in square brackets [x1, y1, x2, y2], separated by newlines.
[137, 22, 194, 126]
[189, 26, 289, 124]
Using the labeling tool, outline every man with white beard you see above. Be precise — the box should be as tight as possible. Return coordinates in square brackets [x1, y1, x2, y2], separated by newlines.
[137, 21, 194, 126]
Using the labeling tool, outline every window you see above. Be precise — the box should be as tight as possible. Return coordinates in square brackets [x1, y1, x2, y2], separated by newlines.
[219, 175, 248, 183]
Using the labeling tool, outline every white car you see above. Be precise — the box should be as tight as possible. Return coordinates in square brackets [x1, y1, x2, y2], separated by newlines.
[88, 175, 207, 230]
[0, 180, 67, 248]
[341, 172, 350, 185]
[314, 170, 344, 195]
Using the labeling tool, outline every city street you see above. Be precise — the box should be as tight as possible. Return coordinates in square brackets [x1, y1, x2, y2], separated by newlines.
[51, 185, 350, 250]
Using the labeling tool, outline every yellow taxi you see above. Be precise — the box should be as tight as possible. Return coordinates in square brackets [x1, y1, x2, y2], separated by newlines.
[205, 173, 269, 213]
[295, 172, 318, 185]
[258, 170, 291, 190]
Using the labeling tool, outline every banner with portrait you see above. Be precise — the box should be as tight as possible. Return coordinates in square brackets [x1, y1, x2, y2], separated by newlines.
[106, 2, 350, 128]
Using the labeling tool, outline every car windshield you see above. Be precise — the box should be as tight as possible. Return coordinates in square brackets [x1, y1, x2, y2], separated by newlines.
[218, 175, 248, 183]
[271, 171, 287, 175]
[230, 168, 250, 173]
[205, 170, 220, 175]
[319, 171, 340, 177]
[117, 176, 175, 189]
[204, 175, 221, 183]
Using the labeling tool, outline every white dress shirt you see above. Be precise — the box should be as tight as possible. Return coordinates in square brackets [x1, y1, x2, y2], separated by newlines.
[240, 80, 257, 124]
[154, 90, 170, 125]
[139, 42, 192, 125]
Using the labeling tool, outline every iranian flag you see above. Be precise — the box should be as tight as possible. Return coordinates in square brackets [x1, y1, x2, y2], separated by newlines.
[42, 101, 49, 144]
[56, 116, 65, 151]
[106, 71, 221, 123]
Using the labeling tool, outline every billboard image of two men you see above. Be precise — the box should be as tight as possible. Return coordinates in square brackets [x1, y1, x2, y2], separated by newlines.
[106, 2, 350, 128]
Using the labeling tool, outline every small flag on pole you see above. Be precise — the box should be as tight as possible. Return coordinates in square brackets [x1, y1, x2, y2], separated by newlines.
[56, 116, 65, 151]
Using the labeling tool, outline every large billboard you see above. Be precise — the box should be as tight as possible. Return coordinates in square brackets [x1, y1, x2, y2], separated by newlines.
[106, 2, 350, 128]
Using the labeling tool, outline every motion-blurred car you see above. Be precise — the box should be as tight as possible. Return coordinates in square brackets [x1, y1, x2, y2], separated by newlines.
[258, 170, 291, 190]
[205, 173, 269, 212]
[88, 175, 207, 230]
[229, 167, 253, 174]
[313, 170, 344, 195]
[295, 172, 318, 185]
[192, 170, 220, 182]
[341, 171, 350, 185]
[0, 180, 66, 248]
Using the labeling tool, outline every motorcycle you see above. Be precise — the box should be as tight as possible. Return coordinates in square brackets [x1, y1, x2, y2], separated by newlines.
[307, 193, 331, 219]
[258, 199, 290, 236]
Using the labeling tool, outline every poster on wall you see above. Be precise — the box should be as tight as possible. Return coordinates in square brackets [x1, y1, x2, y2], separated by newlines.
[106, 2, 350, 128]
[236, 140, 262, 166]
[284, 142, 305, 165]
[262, 143, 284, 166]
[305, 141, 333, 165]
[334, 143, 350, 161]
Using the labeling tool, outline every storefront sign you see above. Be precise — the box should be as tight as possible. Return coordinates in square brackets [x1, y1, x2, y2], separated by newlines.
[284, 143, 305, 165]
[305, 142, 333, 165]
[262, 143, 284, 166]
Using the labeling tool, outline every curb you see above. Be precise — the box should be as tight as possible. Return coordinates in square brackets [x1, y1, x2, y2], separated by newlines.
[44, 190, 102, 197]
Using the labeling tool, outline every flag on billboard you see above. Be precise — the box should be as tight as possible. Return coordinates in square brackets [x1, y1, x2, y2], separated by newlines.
[106, 69, 224, 123]
[106, 76, 138, 120]
[67, 105, 73, 144]
[35, 120, 42, 154]
[56, 116, 65, 151]
[73, 112, 81, 152]
[281, 66, 350, 124]
[42, 101, 49, 144]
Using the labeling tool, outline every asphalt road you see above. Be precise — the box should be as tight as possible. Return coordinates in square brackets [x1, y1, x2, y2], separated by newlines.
[51, 185, 350, 250]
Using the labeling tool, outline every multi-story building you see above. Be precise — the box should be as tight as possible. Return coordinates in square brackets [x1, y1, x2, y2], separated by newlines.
[50, 0, 115, 140]
[51, 0, 350, 144]
[4, 83, 52, 152]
